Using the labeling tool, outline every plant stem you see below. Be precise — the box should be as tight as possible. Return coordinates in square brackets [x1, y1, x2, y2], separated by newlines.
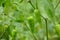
[28, 0, 35, 9]
[36, 0, 38, 9]
[55, 0, 60, 9]
[45, 18, 48, 40]
[32, 33, 38, 40]
[28, 0, 49, 40]
[39, 15, 49, 40]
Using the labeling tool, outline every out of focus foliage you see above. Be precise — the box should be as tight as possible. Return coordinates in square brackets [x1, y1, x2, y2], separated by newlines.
[0, 0, 60, 40]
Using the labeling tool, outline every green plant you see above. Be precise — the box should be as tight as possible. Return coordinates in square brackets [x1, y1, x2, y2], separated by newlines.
[0, 0, 60, 40]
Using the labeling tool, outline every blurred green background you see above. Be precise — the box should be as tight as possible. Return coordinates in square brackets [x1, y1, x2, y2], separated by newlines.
[0, 0, 60, 40]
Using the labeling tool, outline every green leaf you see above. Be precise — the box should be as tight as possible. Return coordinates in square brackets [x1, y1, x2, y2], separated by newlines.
[34, 9, 42, 27]
[11, 29, 17, 40]
[55, 23, 60, 38]
[27, 16, 34, 33]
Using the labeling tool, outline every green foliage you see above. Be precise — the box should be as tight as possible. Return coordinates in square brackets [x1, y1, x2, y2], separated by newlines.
[0, 0, 60, 40]
[27, 16, 34, 33]
[55, 24, 60, 37]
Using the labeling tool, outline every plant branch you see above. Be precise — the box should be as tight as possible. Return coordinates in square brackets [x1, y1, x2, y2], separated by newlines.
[41, 15, 49, 40]
[28, 0, 49, 40]
[40, 15, 49, 40]
[36, 0, 38, 9]
[28, 0, 35, 9]
[45, 18, 48, 40]
[55, 0, 60, 9]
